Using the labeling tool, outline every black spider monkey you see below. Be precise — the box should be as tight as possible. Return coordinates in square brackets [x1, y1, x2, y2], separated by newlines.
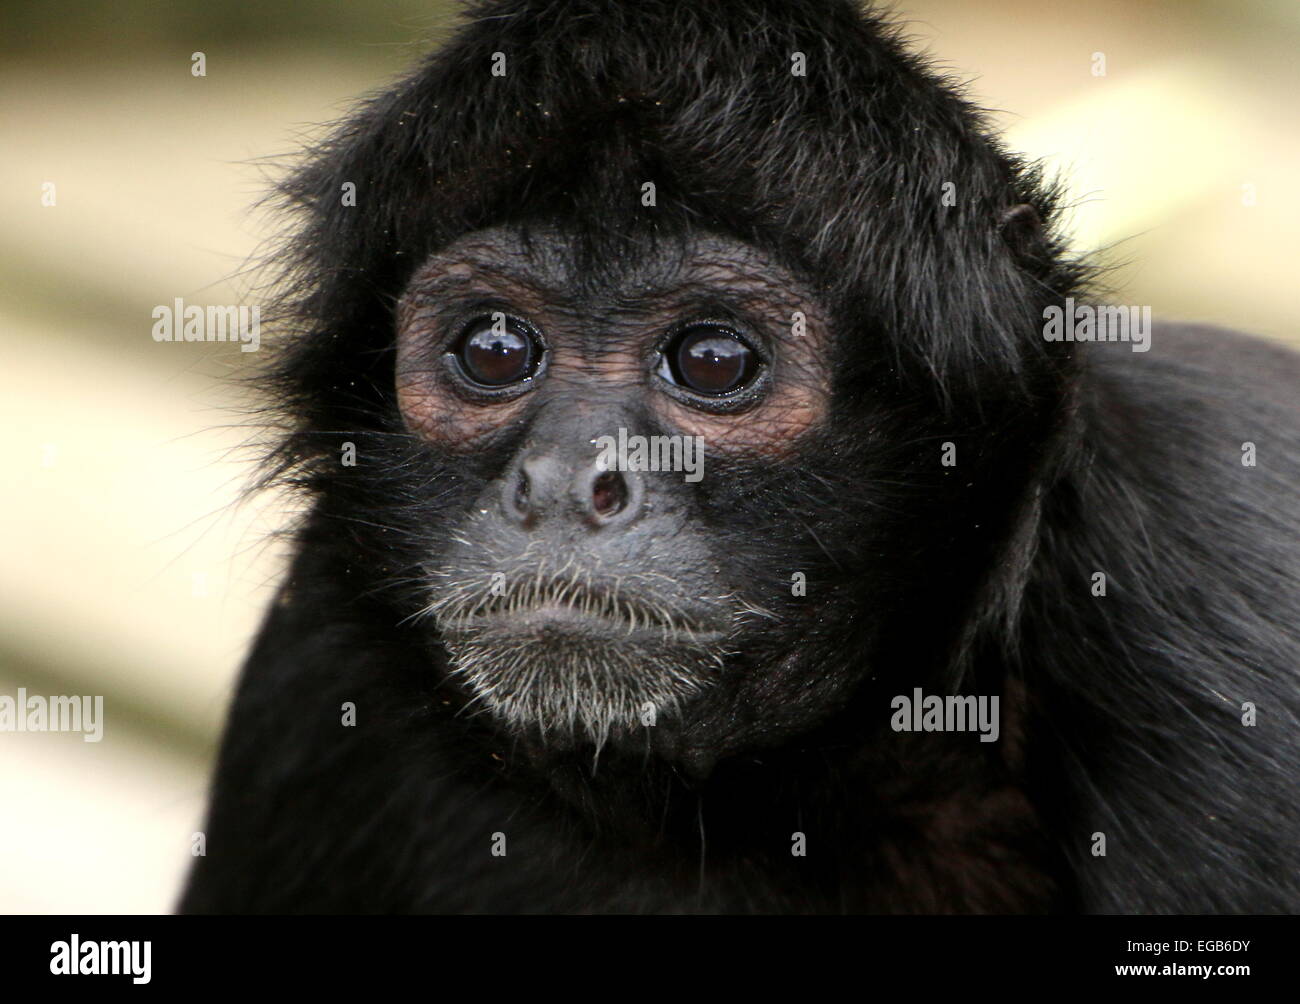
[182, 0, 1300, 914]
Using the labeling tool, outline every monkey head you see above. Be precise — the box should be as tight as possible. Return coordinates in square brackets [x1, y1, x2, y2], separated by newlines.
[269, 1, 1081, 772]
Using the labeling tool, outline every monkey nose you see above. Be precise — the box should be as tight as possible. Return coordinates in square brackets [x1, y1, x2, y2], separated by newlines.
[500, 453, 642, 528]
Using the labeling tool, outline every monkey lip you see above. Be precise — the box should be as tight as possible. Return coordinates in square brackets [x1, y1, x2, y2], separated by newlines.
[448, 598, 727, 645]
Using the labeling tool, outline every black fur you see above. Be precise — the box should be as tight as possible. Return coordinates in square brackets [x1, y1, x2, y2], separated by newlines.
[181, 0, 1300, 913]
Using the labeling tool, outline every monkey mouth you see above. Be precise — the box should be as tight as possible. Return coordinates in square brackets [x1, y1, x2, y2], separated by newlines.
[437, 579, 729, 647]
[426, 572, 738, 747]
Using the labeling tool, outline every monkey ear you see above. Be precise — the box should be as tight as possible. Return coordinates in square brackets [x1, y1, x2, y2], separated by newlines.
[998, 202, 1050, 273]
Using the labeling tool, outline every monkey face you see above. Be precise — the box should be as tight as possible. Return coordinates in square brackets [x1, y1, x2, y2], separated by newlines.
[391, 226, 839, 750]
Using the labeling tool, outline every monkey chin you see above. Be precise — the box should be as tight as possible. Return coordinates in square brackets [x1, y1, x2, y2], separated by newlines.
[435, 602, 730, 753]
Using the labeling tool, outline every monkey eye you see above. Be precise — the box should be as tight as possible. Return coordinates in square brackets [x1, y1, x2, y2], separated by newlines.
[451, 315, 542, 387]
[659, 324, 760, 396]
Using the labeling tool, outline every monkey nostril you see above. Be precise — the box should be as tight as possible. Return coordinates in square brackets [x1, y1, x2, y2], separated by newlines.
[591, 470, 627, 518]
[502, 461, 538, 525]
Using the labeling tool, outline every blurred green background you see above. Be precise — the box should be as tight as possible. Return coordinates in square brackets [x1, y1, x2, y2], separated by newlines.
[1, 0, 1296, 912]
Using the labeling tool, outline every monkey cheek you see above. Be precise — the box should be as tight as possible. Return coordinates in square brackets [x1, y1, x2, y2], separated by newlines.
[653, 385, 829, 459]
[395, 374, 528, 449]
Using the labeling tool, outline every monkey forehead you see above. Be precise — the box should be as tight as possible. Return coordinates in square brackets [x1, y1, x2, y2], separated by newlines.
[403, 225, 830, 327]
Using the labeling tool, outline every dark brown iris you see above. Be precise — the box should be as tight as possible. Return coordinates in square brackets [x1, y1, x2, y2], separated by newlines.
[668, 325, 757, 395]
[456, 317, 538, 386]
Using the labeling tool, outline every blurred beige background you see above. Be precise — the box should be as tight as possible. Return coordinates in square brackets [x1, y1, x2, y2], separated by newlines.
[1, 0, 1296, 913]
